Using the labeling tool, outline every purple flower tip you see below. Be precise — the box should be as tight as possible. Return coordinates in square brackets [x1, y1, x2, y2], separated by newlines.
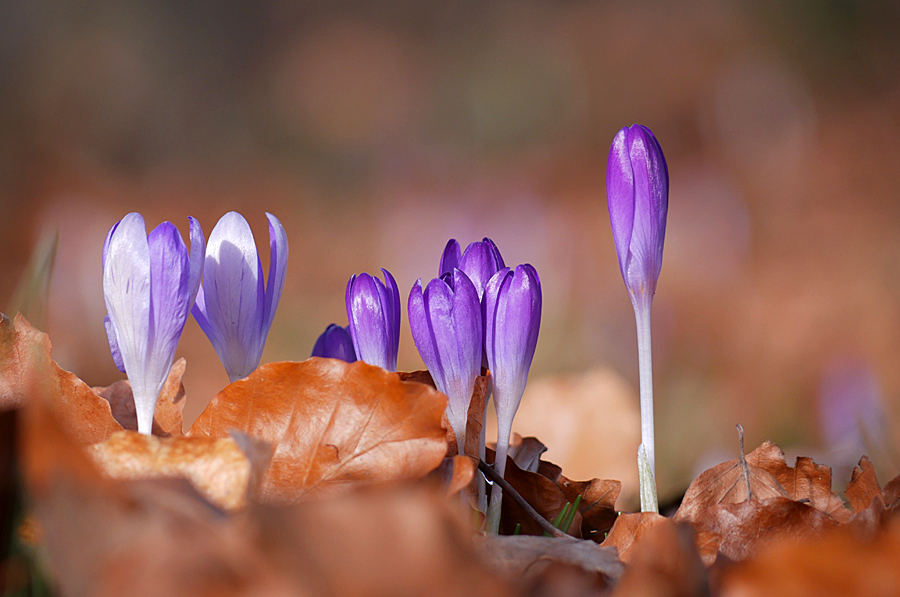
[192, 212, 289, 383]
[311, 324, 358, 363]
[346, 268, 401, 371]
[439, 237, 505, 300]
[103, 213, 205, 434]
[408, 269, 483, 445]
[606, 124, 669, 306]
[483, 263, 542, 432]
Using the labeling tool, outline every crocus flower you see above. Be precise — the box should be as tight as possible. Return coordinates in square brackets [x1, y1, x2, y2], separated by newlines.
[438, 238, 505, 299]
[192, 212, 288, 383]
[606, 124, 668, 512]
[103, 213, 204, 435]
[346, 269, 400, 371]
[408, 270, 482, 455]
[483, 264, 541, 532]
[311, 323, 357, 363]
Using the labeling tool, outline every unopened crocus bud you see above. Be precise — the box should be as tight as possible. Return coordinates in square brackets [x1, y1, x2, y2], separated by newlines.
[311, 324, 357, 363]
[483, 264, 541, 532]
[103, 213, 204, 434]
[346, 269, 400, 371]
[192, 212, 288, 383]
[439, 238, 505, 300]
[606, 124, 668, 307]
[606, 124, 668, 513]
[408, 270, 482, 455]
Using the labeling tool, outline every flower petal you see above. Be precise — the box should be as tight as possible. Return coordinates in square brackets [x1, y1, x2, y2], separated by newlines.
[606, 126, 636, 283]
[439, 239, 461, 277]
[263, 212, 288, 335]
[311, 324, 357, 362]
[104, 315, 125, 373]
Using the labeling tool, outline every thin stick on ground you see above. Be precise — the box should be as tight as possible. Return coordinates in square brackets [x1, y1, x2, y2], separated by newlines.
[477, 460, 574, 540]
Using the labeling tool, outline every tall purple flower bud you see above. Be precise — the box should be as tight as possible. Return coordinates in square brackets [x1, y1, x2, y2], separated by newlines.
[606, 124, 669, 512]
[192, 212, 288, 383]
[483, 264, 541, 532]
[408, 270, 483, 455]
[346, 269, 401, 371]
[311, 324, 357, 363]
[439, 238, 505, 300]
[103, 213, 205, 435]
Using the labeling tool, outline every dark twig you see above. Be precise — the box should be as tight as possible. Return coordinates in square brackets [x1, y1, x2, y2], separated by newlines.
[737, 424, 752, 499]
[477, 459, 574, 540]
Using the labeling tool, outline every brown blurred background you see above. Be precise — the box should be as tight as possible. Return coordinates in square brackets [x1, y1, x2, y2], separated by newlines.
[3, 0, 900, 507]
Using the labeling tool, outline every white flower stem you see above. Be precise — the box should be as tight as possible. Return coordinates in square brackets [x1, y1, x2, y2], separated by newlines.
[485, 420, 510, 534]
[634, 301, 658, 512]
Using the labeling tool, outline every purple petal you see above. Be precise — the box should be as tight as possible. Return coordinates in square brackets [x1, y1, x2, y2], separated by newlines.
[198, 212, 266, 381]
[439, 239, 461, 277]
[484, 264, 541, 425]
[104, 315, 125, 372]
[459, 239, 505, 299]
[346, 270, 400, 371]
[102, 213, 151, 410]
[145, 221, 192, 404]
[311, 324, 357, 362]
[408, 278, 439, 380]
[187, 217, 205, 306]
[263, 212, 288, 335]
[381, 268, 401, 365]
[101, 219, 120, 272]
[606, 126, 636, 283]
[625, 126, 668, 296]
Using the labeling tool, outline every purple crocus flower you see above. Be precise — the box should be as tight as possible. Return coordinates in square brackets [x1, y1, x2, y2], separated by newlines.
[103, 213, 204, 435]
[439, 238, 505, 300]
[192, 212, 288, 383]
[606, 124, 668, 513]
[346, 269, 400, 371]
[483, 264, 541, 532]
[311, 323, 357, 363]
[607, 124, 669, 307]
[408, 270, 483, 455]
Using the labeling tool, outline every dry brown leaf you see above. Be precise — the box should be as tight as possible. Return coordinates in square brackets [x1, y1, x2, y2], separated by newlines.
[758, 454, 850, 523]
[93, 358, 187, 437]
[479, 535, 623, 586]
[691, 497, 840, 565]
[189, 359, 449, 504]
[1, 314, 122, 444]
[557, 475, 622, 542]
[611, 520, 709, 597]
[89, 431, 261, 511]
[674, 442, 790, 526]
[497, 452, 576, 536]
[719, 520, 900, 597]
[883, 473, 900, 512]
[509, 435, 548, 473]
[845, 456, 881, 512]
[421, 455, 478, 498]
[601, 512, 668, 563]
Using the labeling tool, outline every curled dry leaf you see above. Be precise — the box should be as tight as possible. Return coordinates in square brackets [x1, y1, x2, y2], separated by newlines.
[478, 535, 623, 586]
[498, 452, 577, 537]
[93, 358, 187, 437]
[541, 460, 621, 542]
[601, 512, 668, 564]
[691, 497, 841, 565]
[1, 314, 121, 444]
[610, 519, 709, 597]
[189, 359, 449, 504]
[89, 430, 265, 511]
[845, 456, 881, 512]
[719, 520, 900, 597]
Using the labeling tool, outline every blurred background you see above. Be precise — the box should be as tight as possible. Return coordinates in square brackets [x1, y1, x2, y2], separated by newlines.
[3, 0, 900, 508]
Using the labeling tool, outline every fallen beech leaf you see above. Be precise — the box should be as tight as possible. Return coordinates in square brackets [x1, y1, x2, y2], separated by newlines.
[883, 473, 900, 512]
[421, 455, 477, 498]
[509, 435, 547, 473]
[1, 314, 121, 444]
[442, 374, 490, 459]
[845, 456, 881, 512]
[719, 520, 900, 597]
[690, 497, 840, 565]
[674, 442, 790, 525]
[759, 454, 850, 523]
[93, 358, 187, 437]
[539, 460, 621, 541]
[256, 485, 511, 597]
[189, 359, 449, 503]
[479, 535, 623, 585]
[89, 431, 259, 511]
[611, 519, 709, 597]
[601, 512, 668, 563]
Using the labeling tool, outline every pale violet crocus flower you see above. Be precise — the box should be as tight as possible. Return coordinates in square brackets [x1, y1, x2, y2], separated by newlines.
[408, 270, 482, 456]
[311, 323, 357, 363]
[346, 269, 401, 371]
[192, 212, 288, 383]
[103, 213, 204, 435]
[606, 124, 669, 512]
[483, 264, 542, 533]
